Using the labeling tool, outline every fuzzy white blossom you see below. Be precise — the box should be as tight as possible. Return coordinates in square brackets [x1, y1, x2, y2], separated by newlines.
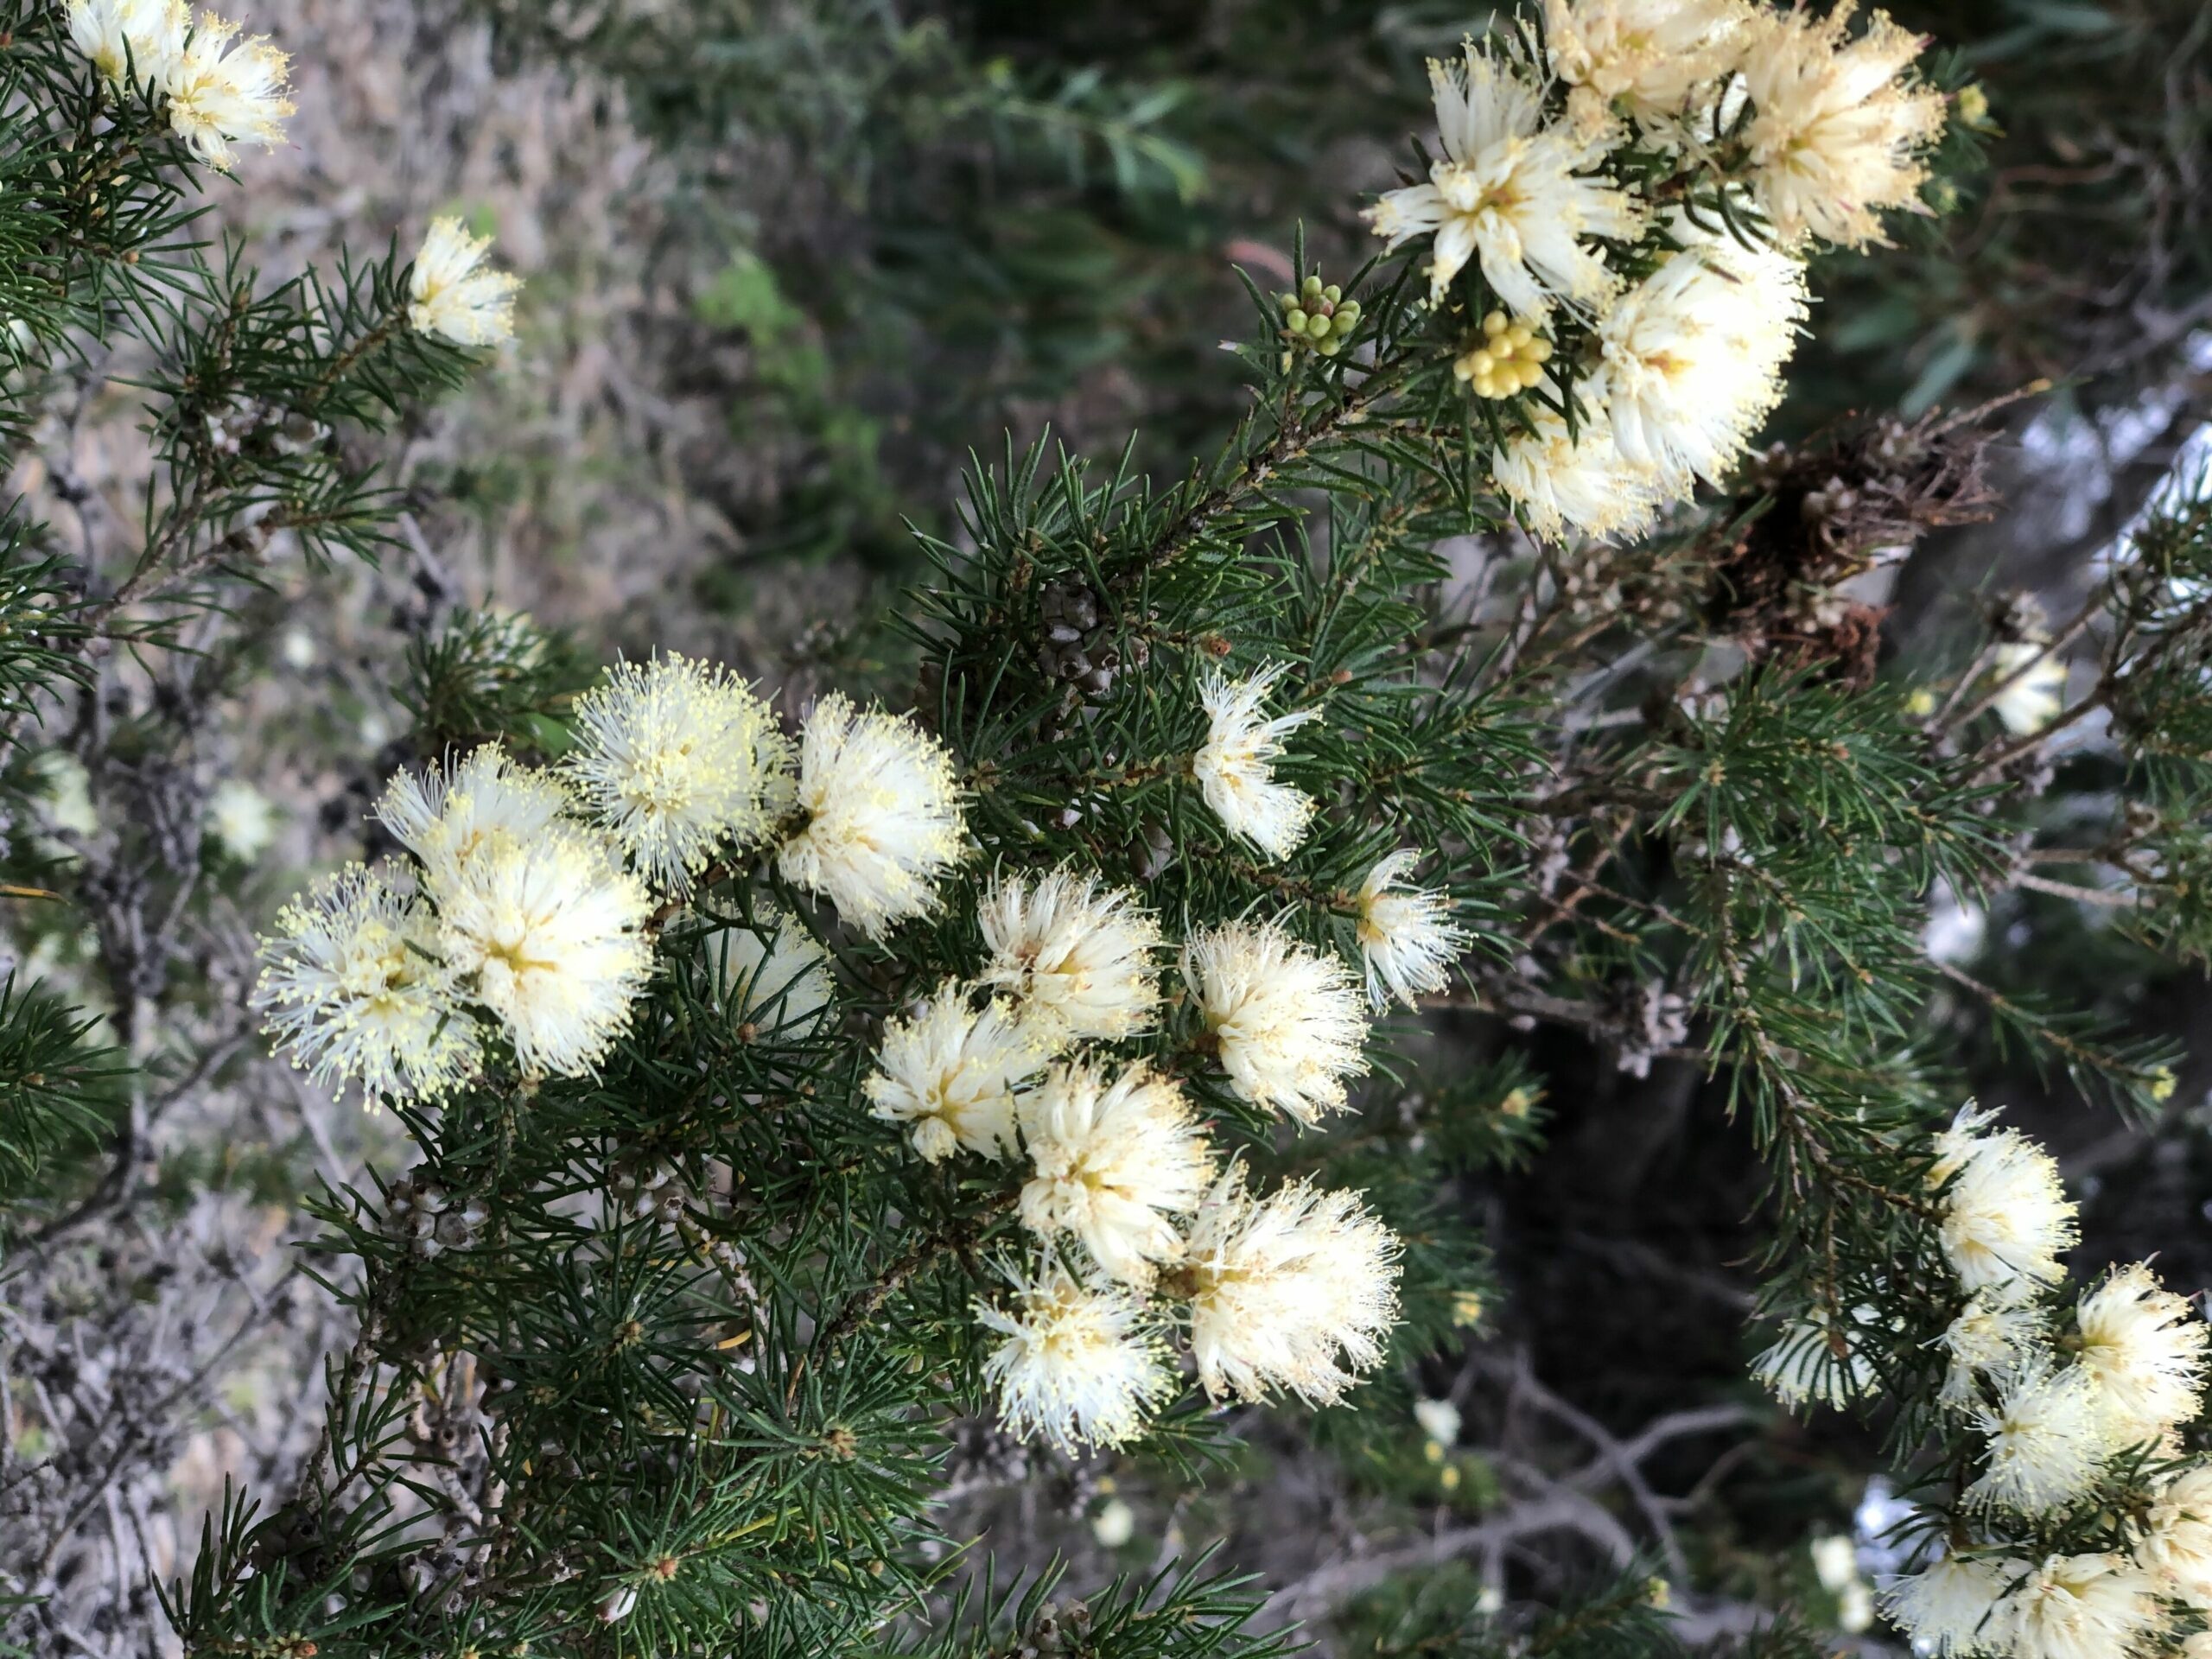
[777, 693, 964, 939]
[863, 985, 1042, 1163]
[1091, 1498, 1136, 1548]
[253, 866, 482, 1101]
[1182, 1170, 1402, 1406]
[1184, 919, 1370, 1125]
[2073, 1262, 2209, 1448]
[1192, 663, 1319, 861]
[407, 217, 524, 347]
[1965, 1357, 2108, 1515]
[207, 777, 280, 862]
[1364, 42, 1642, 313]
[1882, 1553, 2012, 1656]
[1930, 1106, 2078, 1299]
[1940, 1291, 2045, 1410]
[1751, 1313, 1880, 1410]
[1542, 0, 1749, 136]
[1016, 1059, 1213, 1287]
[69, 0, 184, 85]
[162, 11, 293, 168]
[2143, 1465, 2212, 1609]
[978, 867, 1163, 1047]
[1995, 1552, 2162, 1659]
[563, 653, 794, 893]
[1988, 642, 2069, 736]
[1354, 850, 1468, 1009]
[377, 745, 574, 893]
[431, 823, 652, 1078]
[706, 907, 835, 1037]
[1594, 222, 1808, 494]
[977, 1262, 1171, 1452]
[1414, 1398, 1462, 1446]
[1737, 3, 1947, 249]
[1491, 391, 1662, 543]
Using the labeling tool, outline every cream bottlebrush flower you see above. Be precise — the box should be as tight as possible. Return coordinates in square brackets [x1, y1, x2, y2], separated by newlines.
[1491, 391, 1662, 543]
[1363, 43, 1642, 314]
[776, 692, 964, 940]
[1184, 919, 1370, 1126]
[563, 653, 793, 893]
[2144, 1465, 2212, 1608]
[977, 867, 1164, 1047]
[863, 984, 1043, 1163]
[1751, 1313, 1879, 1410]
[1181, 1169, 1402, 1406]
[407, 218, 524, 347]
[1016, 1059, 1214, 1286]
[1988, 642, 2069, 736]
[2074, 1262, 2209, 1448]
[1542, 0, 1750, 136]
[1940, 1291, 2045, 1410]
[1966, 1358, 2108, 1515]
[1192, 663, 1320, 862]
[69, 0, 185, 85]
[1881, 1554, 2012, 1658]
[1930, 1105, 2079, 1298]
[1995, 1552, 2162, 1659]
[706, 906, 835, 1037]
[976, 1261, 1172, 1452]
[431, 823, 652, 1077]
[252, 866, 481, 1101]
[1737, 3, 1947, 249]
[1594, 225, 1808, 493]
[163, 12, 293, 168]
[378, 745, 574, 893]
[1355, 849, 1469, 1010]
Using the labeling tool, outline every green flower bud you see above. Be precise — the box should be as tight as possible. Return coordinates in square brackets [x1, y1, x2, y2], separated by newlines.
[1315, 336, 1342, 357]
[1301, 274, 1324, 297]
[1305, 312, 1332, 339]
[1284, 308, 1309, 333]
[1329, 310, 1357, 337]
[1338, 300, 1362, 322]
[1277, 291, 1300, 313]
[1322, 284, 1342, 304]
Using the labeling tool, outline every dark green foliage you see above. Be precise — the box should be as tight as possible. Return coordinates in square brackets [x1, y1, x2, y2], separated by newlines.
[0, 976, 126, 1209]
[0, 522, 94, 725]
[399, 608, 598, 759]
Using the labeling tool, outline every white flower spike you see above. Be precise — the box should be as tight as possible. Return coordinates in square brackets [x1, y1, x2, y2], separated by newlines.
[977, 866, 1163, 1048]
[408, 218, 524, 347]
[1192, 662, 1320, 862]
[1017, 1058, 1213, 1287]
[431, 822, 653, 1078]
[1180, 1169, 1402, 1407]
[977, 1261, 1172, 1452]
[1364, 41, 1642, 314]
[1354, 849, 1469, 1010]
[163, 10, 293, 169]
[777, 693, 965, 940]
[563, 653, 794, 893]
[1184, 918, 1370, 1126]
[863, 983, 1043, 1163]
[253, 865, 482, 1103]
